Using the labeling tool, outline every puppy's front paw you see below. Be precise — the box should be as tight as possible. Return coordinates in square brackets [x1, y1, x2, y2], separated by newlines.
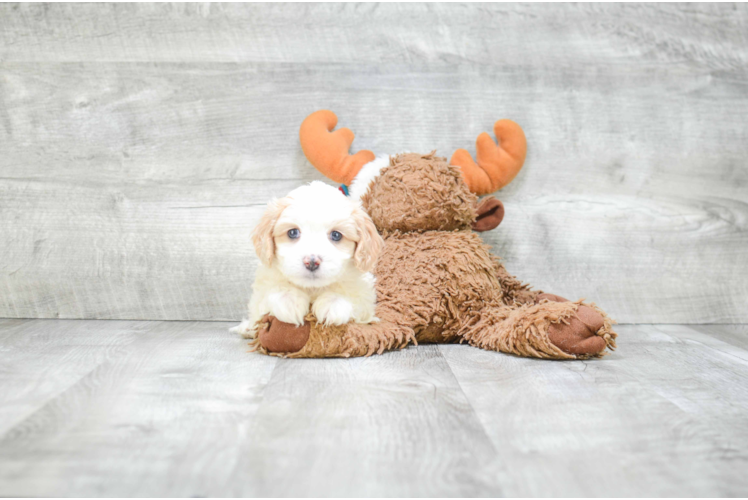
[229, 319, 257, 339]
[313, 295, 354, 326]
[266, 291, 310, 326]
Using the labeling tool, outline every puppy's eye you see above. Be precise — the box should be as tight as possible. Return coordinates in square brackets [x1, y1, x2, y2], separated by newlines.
[330, 230, 342, 242]
[287, 228, 300, 239]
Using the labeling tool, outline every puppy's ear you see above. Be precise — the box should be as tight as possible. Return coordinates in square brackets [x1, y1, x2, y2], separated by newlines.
[252, 197, 290, 266]
[352, 205, 384, 273]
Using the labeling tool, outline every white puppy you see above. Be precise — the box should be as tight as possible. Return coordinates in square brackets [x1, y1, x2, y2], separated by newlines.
[231, 181, 384, 339]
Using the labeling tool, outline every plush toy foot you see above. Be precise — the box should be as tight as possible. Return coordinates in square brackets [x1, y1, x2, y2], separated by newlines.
[251, 314, 416, 358]
[537, 293, 607, 356]
[256, 315, 311, 354]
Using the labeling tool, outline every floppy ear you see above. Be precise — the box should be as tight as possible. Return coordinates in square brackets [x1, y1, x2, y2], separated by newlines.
[252, 197, 290, 266]
[352, 205, 384, 273]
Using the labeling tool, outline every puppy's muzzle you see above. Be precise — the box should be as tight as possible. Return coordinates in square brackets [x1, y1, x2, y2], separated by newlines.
[303, 255, 322, 272]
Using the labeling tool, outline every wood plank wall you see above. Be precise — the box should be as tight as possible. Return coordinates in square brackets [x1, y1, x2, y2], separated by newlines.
[1, 3, 747, 322]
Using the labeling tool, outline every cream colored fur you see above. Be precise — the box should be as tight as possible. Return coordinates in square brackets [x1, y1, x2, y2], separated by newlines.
[348, 155, 390, 201]
[231, 182, 383, 339]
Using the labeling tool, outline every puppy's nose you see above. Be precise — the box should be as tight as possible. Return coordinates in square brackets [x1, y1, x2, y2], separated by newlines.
[303, 255, 322, 272]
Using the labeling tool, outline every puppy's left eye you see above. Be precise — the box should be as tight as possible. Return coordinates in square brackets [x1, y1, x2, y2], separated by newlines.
[330, 230, 343, 242]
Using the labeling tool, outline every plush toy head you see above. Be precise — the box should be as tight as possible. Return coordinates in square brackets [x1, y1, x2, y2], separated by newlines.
[299, 110, 526, 233]
[360, 152, 475, 232]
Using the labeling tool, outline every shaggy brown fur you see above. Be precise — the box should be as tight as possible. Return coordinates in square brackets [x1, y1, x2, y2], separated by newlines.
[364, 153, 477, 233]
[251, 153, 617, 359]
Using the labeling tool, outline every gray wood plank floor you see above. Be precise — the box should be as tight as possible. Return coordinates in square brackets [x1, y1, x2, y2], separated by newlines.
[1, 320, 747, 497]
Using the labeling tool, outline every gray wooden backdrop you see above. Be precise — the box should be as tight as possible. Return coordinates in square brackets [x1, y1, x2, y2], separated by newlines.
[1, 3, 746, 323]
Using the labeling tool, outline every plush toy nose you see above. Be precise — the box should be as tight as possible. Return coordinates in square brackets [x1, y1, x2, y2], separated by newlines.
[303, 255, 321, 271]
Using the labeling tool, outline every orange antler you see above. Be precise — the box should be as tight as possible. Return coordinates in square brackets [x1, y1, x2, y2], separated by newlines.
[450, 119, 527, 195]
[299, 110, 375, 186]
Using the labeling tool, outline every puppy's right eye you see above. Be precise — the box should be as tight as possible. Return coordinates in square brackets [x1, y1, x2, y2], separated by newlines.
[287, 228, 300, 239]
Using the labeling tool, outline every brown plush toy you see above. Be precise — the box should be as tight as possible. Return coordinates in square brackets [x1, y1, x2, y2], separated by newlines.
[251, 110, 617, 359]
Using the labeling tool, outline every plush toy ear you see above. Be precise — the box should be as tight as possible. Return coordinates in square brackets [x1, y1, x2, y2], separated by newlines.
[352, 205, 384, 272]
[472, 196, 504, 232]
[252, 197, 290, 266]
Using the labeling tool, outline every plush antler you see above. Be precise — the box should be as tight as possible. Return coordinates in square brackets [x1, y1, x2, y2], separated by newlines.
[450, 119, 527, 195]
[299, 110, 375, 186]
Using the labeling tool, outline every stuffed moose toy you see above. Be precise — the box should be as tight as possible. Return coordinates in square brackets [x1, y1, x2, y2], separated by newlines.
[249, 110, 617, 359]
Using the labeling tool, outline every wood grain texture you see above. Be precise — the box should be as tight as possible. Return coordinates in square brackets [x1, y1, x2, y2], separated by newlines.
[1, 320, 748, 496]
[2, 4, 747, 67]
[227, 346, 500, 497]
[1, 3, 747, 322]
[690, 324, 748, 350]
[0, 320, 278, 496]
[440, 324, 748, 497]
[0, 318, 161, 436]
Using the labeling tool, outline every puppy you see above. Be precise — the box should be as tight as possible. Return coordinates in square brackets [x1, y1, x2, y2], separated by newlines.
[231, 181, 384, 339]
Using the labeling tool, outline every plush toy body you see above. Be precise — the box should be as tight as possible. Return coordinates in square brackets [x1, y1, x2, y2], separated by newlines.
[251, 111, 617, 359]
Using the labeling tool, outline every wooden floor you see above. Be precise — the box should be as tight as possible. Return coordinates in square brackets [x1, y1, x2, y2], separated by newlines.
[0, 320, 747, 497]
